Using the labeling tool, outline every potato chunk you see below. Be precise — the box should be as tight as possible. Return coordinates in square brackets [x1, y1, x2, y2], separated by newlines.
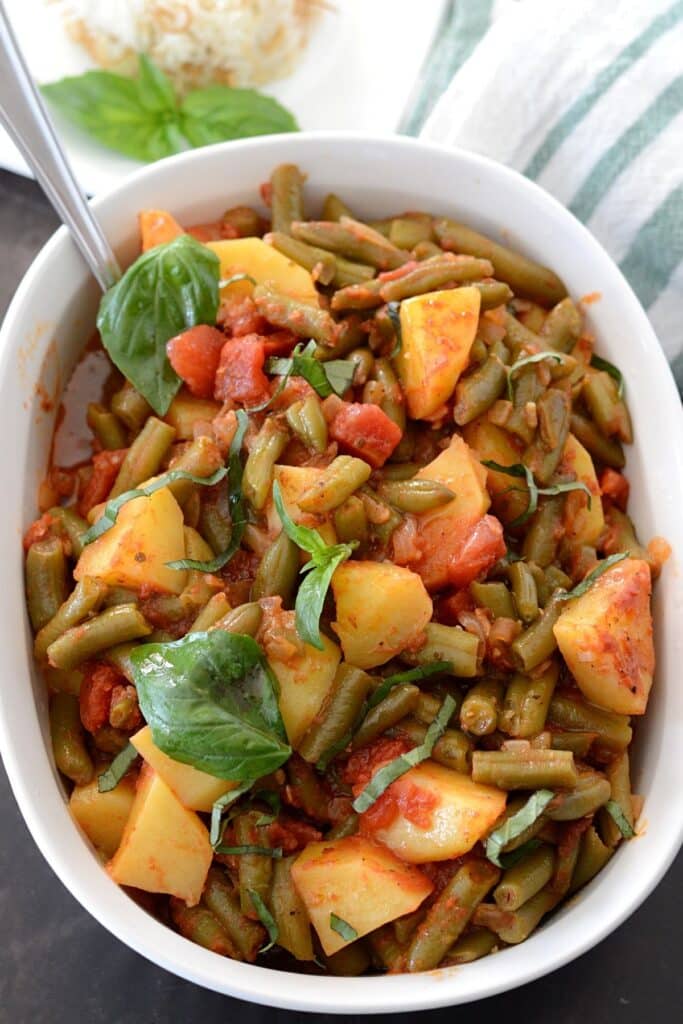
[75, 487, 187, 595]
[396, 286, 480, 419]
[553, 558, 654, 715]
[164, 392, 221, 440]
[266, 465, 337, 547]
[130, 726, 236, 812]
[560, 434, 604, 546]
[108, 765, 212, 905]
[206, 238, 318, 305]
[70, 776, 136, 857]
[366, 761, 506, 863]
[291, 836, 433, 955]
[331, 561, 432, 669]
[416, 435, 490, 525]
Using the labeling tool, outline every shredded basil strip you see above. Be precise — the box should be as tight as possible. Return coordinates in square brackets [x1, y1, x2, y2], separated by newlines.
[367, 661, 451, 710]
[97, 742, 138, 793]
[590, 354, 625, 398]
[352, 695, 456, 814]
[496, 838, 543, 870]
[216, 845, 284, 858]
[558, 552, 628, 602]
[219, 272, 257, 289]
[81, 465, 228, 546]
[484, 789, 554, 867]
[604, 799, 636, 839]
[385, 301, 402, 357]
[506, 352, 563, 401]
[267, 340, 355, 398]
[248, 890, 279, 952]
[329, 913, 358, 942]
[210, 781, 254, 847]
[481, 460, 592, 528]
[253, 791, 282, 826]
[167, 409, 249, 571]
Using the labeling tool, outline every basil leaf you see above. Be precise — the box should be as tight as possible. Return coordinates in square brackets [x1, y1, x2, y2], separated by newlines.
[385, 301, 402, 358]
[272, 480, 356, 649]
[323, 360, 357, 397]
[210, 781, 254, 847]
[484, 789, 554, 867]
[367, 661, 451, 710]
[82, 465, 227, 546]
[329, 914, 358, 942]
[180, 85, 298, 147]
[97, 234, 220, 415]
[220, 272, 257, 289]
[558, 552, 628, 602]
[481, 460, 592, 528]
[216, 845, 283, 858]
[267, 343, 355, 399]
[167, 410, 249, 571]
[131, 631, 291, 780]
[497, 837, 543, 869]
[506, 352, 563, 401]
[590, 354, 625, 398]
[352, 695, 456, 813]
[604, 798, 636, 839]
[248, 890, 279, 952]
[97, 742, 138, 793]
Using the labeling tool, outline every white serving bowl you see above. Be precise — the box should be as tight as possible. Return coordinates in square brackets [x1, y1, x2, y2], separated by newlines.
[1, 133, 681, 1013]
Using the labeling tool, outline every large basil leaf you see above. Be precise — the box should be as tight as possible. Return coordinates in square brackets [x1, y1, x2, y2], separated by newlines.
[97, 234, 220, 415]
[180, 86, 298, 147]
[131, 631, 291, 780]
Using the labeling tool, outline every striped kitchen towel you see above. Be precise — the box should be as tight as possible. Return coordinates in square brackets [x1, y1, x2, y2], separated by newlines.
[409, 0, 683, 387]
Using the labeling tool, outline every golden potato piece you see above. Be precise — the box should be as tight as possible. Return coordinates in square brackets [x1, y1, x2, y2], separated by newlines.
[416, 434, 490, 526]
[70, 776, 136, 858]
[266, 465, 337, 547]
[206, 238, 318, 305]
[130, 726, 236, 813]
[560, 434, 605, 547]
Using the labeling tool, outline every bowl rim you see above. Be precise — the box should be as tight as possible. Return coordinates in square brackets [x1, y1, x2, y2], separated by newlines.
[1, 130, 682, 1013]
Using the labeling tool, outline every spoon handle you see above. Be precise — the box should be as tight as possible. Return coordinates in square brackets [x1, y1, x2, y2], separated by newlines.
[0, 6, 120, 291]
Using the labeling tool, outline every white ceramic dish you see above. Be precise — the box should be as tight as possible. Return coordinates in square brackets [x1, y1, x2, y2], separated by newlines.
[1, 133, 681, 1014]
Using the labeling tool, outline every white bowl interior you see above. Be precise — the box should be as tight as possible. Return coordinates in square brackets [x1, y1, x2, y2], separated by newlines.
[1, 134, 682, 1013]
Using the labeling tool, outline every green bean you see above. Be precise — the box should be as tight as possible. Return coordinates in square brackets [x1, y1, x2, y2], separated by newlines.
[522, 497, 565, 568]
[503, 311, 543, 358]
[569, 411, 625, 468]
[194, 876, 254, 954]
[315, 314, 367, 360]
[352, 684, 420, 748]
[388, 214, 434, 250]
[539, 297, 581, 353]
[108, 685, 140, 729]
[472, 748, 578, 789]
[267, 231, 337, 287]
[474, 887, 558, 943]
[600, 752, 634, 846]
[47, 604, 151, 670]
[43, 665, 83, 696]
[298, 664, 372, 764]
[25, 537, 67, 631]
[166, 436, 225, 505]
[548, 694, 632, 754]
[469, 337, 489, 365]
[347, 347, 375, 386]
[171, 898, 239, 958]
[253, 284, 336, 345]
[363, 491, 404, 545]
[242, 419, 289, 511]
[583, 370, 632, 444]
[460, 679, 504, 736]
[110, 417, 176, 498]
[334, 495, 369, 545]
[326, 812, 359, 839]
[322, 193, 354, 221]
[414, 691, 450, 725]
[269, 163, 306, 234]
[379, 478, 454, 514]
[34, 577, 109, 661]
[434, 218, 567, 306]
[570, 826, 613, 893]
[214, 601, 262, 637]
[544, 564, 572, 592]
[413, 240, 443, 261]
[506, 363, 547, 444]
[550, 824, 584, 896]
[251, 530, 299, 606]
[330, 278, 384, 312]
[285, 394, 329, 452]
[110, 382, 152, 435]
[270, 855, 314, 960]
[86, 402, 127, 451]
[199, 488, 232, 555]
[367, 925, 404, 970]
[499, 663, 558, 737]
[511, 590, 565, 672]
[454, 354, 508, 425]
[547, 771, 611, 821]
[285, 756, 330, 821]
[473, 280, 515, 310]
[550, 730, 597, 757]
[189, 592, 231, 632]
[222, 205, 266, 237]
[523, 388, 571, 484]
[404, 860, 500, 972]
[527, 562, 552, 607]
[373, 357, 406, 436]
[49, 692, 93, 785]
[378, 256, 493, 303]
[393, 908, 427, 945]
[297, 456, 372, 514]
[47, 506, 89, 559]
[444, 927, 499, 965]
[234, 810, 274, 916]
[602, 507, 656, 571]
[325, 942, 372, 976]
[507, 561, 539, 623]
[396, 719, 472, 773]
[292, 217, 410, 271]
[402, 622, 480, 678]
[470, 581, 516, 620]
[494, 844, 555, 911]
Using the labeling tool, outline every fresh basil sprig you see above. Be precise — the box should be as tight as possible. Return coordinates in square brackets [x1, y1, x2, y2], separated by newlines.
[604, 798, 636, 839]
[506, 352, 563, 401]
[484, 789, 554, 867]
[43, 54, 297, 163]
[367, 662, 451, 711]
[329, 914, 358, 942]
[248, 890, 279, 952]
[82, 465, 228, 546]
[131, 631, 291, 781]
[557, 552, 627, 602]
[481, 460, 592, 527]
[97, 233, 220, 415]
[590, 354, 625, 398]
[267, 340, 355, 399]
[167, 410, 249, 571]
[97, 742, 138, 793]
[272, 480, 357, 650]
[352, 695, 456, 813]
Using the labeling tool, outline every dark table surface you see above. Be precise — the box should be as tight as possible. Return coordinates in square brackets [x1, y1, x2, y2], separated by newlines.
[1, 168, 680, 1024]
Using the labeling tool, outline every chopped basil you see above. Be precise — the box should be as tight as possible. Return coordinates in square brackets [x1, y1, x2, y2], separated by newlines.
[248, 890, 279, 952]
[590, 354, 625, 398]
[97, 742, 138, 793]
[352, 694, 456, 813]
[267, 340, 355, 399]
[484, 789, 554, 867]
[367, 661, 451, 710]
[210, 782, 254, 847]
[329, 913, 358, 942]
[558, 552, 628, 602]
[219, 272, 256, 289]
[506, 352, 563, 400]
[481, 460, 592, 527]
[604, 798, 636, 839]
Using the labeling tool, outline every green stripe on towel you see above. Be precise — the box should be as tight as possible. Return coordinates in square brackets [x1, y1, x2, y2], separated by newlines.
[619, 184, 683, 308]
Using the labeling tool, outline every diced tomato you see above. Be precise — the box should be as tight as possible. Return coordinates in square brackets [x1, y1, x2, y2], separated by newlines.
[329, 402, 402, 468]
[186, 221, 228, 243]
[23, 512, 57, 551]
[410, 514, 506, 591]
[261, 330, 299, 357]
[79, 663, 123, 733]
[219, 296, 268, 337]
[139, 209, 183, 252]
[267, 816, 323, 854]
[343, 736, 413, 790]
[219, 547, 260, 605]
[599, 467, 629, 511]
[167, 324, 226, 399]
[77, 449, 127, 517]
[435, 589, 474, 624]
[214, 335, 271, 408]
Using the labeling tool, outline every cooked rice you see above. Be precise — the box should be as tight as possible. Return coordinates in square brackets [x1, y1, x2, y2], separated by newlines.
[49, 0, 319, 93]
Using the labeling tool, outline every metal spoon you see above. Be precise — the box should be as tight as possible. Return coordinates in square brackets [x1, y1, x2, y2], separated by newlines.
[0, 5, 120, 290]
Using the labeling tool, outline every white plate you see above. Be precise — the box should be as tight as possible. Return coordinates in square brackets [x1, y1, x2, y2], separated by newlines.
[1, 0, 448, 194]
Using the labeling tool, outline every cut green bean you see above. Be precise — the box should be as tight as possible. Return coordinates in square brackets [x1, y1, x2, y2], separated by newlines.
[507, 561, 539, 623]
[547, 771, 611, 821]
[473, 280, 515, 310]
[539, 298, 582, 353]
[570, 826, 613, 893]
[166, 436, 225, 505]
[396, 719, 472, 774]
[499, 663, 558, 738]
[523, 388, 571, 484]
[324, 941, 372, 976]
[234, 811, 274, 917]
[373, 357, 406, 436]
[242, 419, 289, 511]
[50, 692, 93, 785]
[270, 163, 306, 234]
[87, 402, 127, 450]
[292, 217, 410, 271]
[172, 899, 240, 958]
[251, 530, 299, 606]
[110, 382, 152, 434]
[379, 478, 453, 514]
[47, 506, 89, 559]
[110, 417, 176, 498]
[583, 370, 633, 444]
[474, 887, 558, 943]
[511, 591, 565, 672]
[286, 756, 331, 822]
[378, 256, 493, 303]
[253, 284, 336, 345]
[334, 495, 369, 545]
[460, 679, 504, 736]
[214, 601, 262, 637]
[34, 577, 109, 661]
[388, 214, 433, 250]
[271, 855, 314, 960]
[297, 456, 371, 513]
[402, 623, 480, 678]
[352, 684, 420, 749]
[322, 193, 353, 222]
[47, 604, 151, 670]
[494, 843, 555, 911]
[472, 748, 578, 789]
[26, 537, 68, 632]
[569, 411, 625, 468]
[548, 695, 632, 754]
[470, 581, 516, 620]
[444, 927, 499, 965]
[454, 354, 508, 425]
[298, 663, 372, 764]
